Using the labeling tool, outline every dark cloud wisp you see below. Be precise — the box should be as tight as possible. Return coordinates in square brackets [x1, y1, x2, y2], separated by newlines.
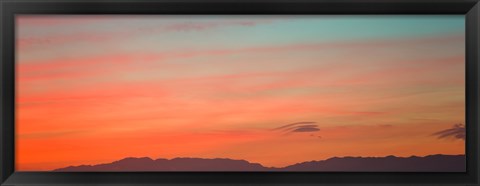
[273, 122, 320, 134]
[272, 122, 317, 131]
[432, 124, 465, 141]
[291, 127, 320, 132]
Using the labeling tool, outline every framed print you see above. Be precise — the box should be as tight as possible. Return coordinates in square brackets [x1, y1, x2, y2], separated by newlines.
[1, 0, 479, 185]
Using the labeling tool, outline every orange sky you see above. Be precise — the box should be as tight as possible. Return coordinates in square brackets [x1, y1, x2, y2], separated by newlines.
[16, 15, 465, 171]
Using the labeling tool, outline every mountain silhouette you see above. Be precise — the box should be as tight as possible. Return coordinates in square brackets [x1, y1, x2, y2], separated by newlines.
[53, 154, 465, 172]
[54, 157, 269, 171]
[283, 154, 465, 172]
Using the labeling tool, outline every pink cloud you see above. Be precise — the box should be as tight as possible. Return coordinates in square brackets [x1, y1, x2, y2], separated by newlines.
[17, 20, 274, 50]
[18, 33, 465, 113]
[19, 33, 463, 72]
[334, 55, 464, 86]
[17, 16, 108, 26]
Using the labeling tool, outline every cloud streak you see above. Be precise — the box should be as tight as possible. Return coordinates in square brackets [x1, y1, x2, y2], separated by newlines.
[18, 20, 273, 50]
[273, 122, 321, 134]
[272, 122, 317, 130]
[291, 127, 320, 133]
[19, 130, 89, 139]
[433, 124, 465, 141]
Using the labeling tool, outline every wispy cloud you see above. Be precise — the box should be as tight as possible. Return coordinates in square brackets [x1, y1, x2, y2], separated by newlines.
[291, 127, 320, 133]
[273, 122, 320, 134]
[19, 130, 89, 139]
[17, 15, 113, 26]
[272, 122, 316, 130]
[432, 124, 465, 141]
[18, 20, 273, 50]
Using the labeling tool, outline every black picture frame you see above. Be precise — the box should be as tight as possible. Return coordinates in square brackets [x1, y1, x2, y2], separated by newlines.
[1, 0, 479, 185]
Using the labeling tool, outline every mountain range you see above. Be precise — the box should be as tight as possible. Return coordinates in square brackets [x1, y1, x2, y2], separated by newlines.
[53, 154, 465, 172]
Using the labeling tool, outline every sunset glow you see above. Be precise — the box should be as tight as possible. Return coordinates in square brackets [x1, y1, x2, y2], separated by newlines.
[16, 15, 465, 171]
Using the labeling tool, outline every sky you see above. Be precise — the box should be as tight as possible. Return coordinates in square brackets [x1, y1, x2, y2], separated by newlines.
[16, 15, 465, 171]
